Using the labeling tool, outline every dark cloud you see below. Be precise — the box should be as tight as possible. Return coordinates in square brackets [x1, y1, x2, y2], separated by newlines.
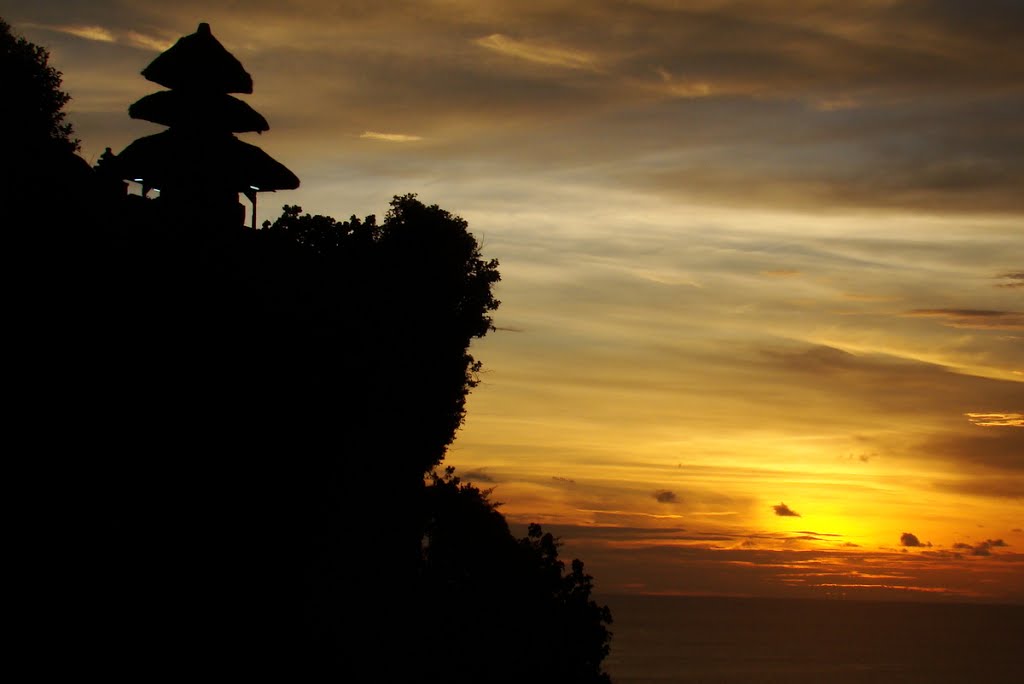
[745, 531, 835, 543]
[756, 345, 1022, 438]
[754, 347, 1023, 472]
[950, 540, 1007, 557]
[510, 524, 703, 544]
[932, 476, 1024, 500]
[653, 489, 677, 504]
[759, 345, 1022, 404]
[996, 272, 1024, 289]
[552, 476, 576, 485]
[904, 309, 1024, 331]
[763, 345, 858, 372]
[773, 502, 800, 517]
[461, 469, 497, 483]
[637, 128, 1024, 214]
[842, 448, 878, 464]
[900, 532, 929, 547]
[921, 429, 1024, 473]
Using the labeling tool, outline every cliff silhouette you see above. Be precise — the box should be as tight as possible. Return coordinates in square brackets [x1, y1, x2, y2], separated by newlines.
[6, 18, 612, 683]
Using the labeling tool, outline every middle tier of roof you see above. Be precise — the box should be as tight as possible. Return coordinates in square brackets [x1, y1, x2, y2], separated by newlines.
[129, 90, 270, 133]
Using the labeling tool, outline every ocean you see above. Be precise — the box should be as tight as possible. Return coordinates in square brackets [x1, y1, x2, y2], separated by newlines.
[601, 595, 1024, 683]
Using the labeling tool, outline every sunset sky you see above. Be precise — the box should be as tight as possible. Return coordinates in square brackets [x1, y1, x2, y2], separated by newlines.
[7, 1, 1021, 603]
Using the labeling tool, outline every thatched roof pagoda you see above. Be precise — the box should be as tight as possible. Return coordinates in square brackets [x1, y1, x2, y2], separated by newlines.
[128, 91, 269, 133]
[113, 22, 298, 227]
[142, 22, 253, 93]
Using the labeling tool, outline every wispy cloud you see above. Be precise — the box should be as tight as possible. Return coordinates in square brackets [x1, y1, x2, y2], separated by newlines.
[461, 469, 497, 483]
[660, 81, 714, 99]
[813, 95, 860, 112]
[904, 309, 1024, 331]
[359, 131, 423, 143]
[475, 34, 598, 71]
[996, 272, 1024, 289]
[125, 31, 172, 52]
[921, 428, 1024, 472]
[575, 508, 684, 520]
[932, 475, 1024, 500]
[24, 22, 171, 51]
[29, 23, 115, 43]
[965, 412, 1023, 427]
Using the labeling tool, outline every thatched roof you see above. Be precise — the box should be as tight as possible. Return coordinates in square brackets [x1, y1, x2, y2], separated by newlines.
[142, 23, 253, 93]
[115, 130, 300, 192]
[129, 91, 269, 133]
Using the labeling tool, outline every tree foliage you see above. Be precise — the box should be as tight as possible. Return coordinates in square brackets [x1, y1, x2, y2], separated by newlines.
[1, 18, 79, 154]
[266, 195, 501, 340]
[264, 195, 501, 472]
[419, 468, 614, 684]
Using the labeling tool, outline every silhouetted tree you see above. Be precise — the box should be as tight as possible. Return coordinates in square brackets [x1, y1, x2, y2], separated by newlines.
[418, 468, 614, 684]
[2, 18, 93, 237]
[0, 18, 79, 155]
[264, 195, 501, 473]
[4, 17, 93, 429]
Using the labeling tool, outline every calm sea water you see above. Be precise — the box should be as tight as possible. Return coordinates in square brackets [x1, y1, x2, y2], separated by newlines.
[602, 595, 1024, 684]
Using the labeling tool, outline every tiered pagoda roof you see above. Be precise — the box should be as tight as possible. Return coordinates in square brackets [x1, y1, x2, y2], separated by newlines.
[114, 23, 298, 223]
[128, 91, 269, 133]
[141, 22, 253, 93]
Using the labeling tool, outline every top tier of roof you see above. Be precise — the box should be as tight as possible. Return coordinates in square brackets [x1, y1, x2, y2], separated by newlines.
[142, 23, 254, 93]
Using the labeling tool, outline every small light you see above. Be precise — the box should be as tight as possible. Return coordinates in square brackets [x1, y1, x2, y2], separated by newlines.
[249, 185, 260, 191]
[133, 178, 144, 182]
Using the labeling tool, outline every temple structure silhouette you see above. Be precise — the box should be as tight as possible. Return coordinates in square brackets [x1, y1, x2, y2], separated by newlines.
[108, 23, 299, 227]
